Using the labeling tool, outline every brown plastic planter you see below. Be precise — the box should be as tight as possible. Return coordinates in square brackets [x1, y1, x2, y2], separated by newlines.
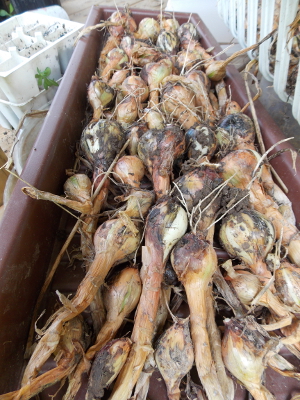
[0, 5, 299, 399]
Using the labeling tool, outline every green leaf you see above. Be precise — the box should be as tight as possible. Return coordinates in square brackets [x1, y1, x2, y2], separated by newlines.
[38, 77, 43, 86]
[0, 9, 10, 17]
[45, 78, 59, 87]
[44, 81, 49, 90]
[9, 3, 14, 14]
[43, 67, 51, 77]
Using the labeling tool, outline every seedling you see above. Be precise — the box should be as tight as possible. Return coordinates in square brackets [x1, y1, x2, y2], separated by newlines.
[35, 67, 59, 90]
[0, 2, 14, 18]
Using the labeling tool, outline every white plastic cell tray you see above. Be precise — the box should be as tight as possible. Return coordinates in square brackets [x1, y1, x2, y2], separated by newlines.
[0, 12, 83, 129]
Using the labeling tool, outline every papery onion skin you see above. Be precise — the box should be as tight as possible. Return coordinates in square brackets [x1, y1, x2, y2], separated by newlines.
[275, 260, 300, 310]
[162, 81, 199, 130]
[225, 269, 261, 305]
[206, 60, 226, 82]
[108, 69, 130, 89]
[226, 101, 242, 114]
[87, 76, 115, 121]
[121, 76, 149, 103]
[116, 96, 138, 129]
[161, 18, 180, 33]
[219, 149, 300, 266]
[141, 59, 173, 107]
[126, 122, 148, 155]
[109, 198, 188, 400]
[113, 155, 145, 188]
[143, 109, 165, 130]
[155, 318, 194, 400]
[222, 318, 276, 400]
[101, 48, 129, 82]
[109, 10, 137, 38]
[171, 234, 225, 400]
[134, 18, 160, 41]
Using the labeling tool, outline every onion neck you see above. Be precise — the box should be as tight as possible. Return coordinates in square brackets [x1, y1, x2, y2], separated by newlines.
[152, 168, 171, 199]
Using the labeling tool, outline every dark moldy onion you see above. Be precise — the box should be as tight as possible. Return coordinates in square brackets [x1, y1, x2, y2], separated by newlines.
[156, 30, 180, 55]
[164, 262, 179, 286]
[185, 124, 217, 163]
[86, 338, 132, 400]
[81, 119, 125, 171]
[177, 22, 200, 47]
[217, 112, 256, 152]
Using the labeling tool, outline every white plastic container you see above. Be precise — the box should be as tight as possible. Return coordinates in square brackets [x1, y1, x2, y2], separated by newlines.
[218, 0, 300, 126]
[0, 11, 83, 129]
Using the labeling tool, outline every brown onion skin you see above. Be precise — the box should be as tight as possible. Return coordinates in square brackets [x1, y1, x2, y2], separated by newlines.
[113, 155, 145, 188]
[109, 11, 137, 38]
[126, 122, 148, 155]
[121, 76, 149, 103]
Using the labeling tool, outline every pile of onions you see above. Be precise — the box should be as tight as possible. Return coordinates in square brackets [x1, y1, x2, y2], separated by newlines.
[15, 8, 300, 400]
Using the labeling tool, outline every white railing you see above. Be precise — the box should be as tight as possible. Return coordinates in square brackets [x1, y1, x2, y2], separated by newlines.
[218, 0, 300, 125]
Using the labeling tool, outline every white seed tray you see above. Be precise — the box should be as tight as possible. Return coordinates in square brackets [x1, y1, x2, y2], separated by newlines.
[0, 12, 83, 129]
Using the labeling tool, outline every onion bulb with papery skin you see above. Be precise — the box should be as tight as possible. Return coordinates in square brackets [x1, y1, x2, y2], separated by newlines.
[173, 167, 222, 239]
[101, 48, 129, 82]
[140, 58, 173, 107]
[156, 30, 179, 55]
[126, 122, 148, 155]
[134, 18, 160, 41]
[116, 96, 138, 128]
[87, 76, 115, 121]
[121, 76, 149, 103]
[155, 318, 194, 400]
[219, 210, 275, 283]
[113, 155, 145, 188]
[222, 317, 277, 400]
[185, 125, 217, 163]
[175, 49, 202, 72]
[108, 69, 130, 89]
[143, 109, 165, 130]
[224, 265, 261, 306]
[108, 10, 137, 38]
[219, 149, 300, 266]
[22, 174, 94, 215]
[161, 17, 180, 33]
[275, 260, 300, 310]
[226, 101, 241, 114]
[162, 81, 199, 130]
[216, 113, 255, 152]
[138, 125, 185, 198]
